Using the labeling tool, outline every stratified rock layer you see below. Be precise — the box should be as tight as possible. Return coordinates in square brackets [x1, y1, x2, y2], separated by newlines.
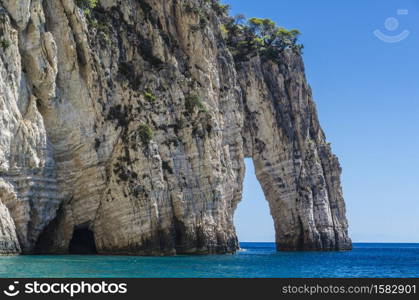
[0, 0, 351, 255]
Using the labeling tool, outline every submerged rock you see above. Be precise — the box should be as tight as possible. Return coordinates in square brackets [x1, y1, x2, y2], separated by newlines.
[0, 0, 351, 255]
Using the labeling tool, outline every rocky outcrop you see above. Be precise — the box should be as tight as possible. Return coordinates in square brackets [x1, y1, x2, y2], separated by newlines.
[238, 55, 350, 250]
[0, 0, 351, 255]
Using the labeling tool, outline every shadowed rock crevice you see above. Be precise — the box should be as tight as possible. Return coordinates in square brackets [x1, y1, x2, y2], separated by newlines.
[69, 228, 97, 255]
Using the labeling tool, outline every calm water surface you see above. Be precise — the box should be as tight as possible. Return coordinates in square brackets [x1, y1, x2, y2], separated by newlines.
[1, 243, 418, 278]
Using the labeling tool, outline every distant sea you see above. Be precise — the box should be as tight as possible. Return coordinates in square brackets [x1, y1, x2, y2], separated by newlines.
[1, 243, 418, 278]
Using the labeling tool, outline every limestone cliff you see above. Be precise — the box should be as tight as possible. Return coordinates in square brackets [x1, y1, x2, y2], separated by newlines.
[0, 0, 351, 255]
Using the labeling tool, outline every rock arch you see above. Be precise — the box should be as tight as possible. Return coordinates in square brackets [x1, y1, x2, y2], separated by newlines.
[0, 0, 351, 255]
[238, 57, 351, 251]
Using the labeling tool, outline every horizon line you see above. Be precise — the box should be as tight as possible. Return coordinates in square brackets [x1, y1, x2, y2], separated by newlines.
[239, 241, 419, 244]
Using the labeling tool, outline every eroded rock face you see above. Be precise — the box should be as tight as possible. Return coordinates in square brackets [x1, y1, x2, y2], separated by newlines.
[0, 0, 351, 255]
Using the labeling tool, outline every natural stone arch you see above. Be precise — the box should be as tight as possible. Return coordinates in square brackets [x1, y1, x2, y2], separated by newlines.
[0, 0, 351, 256]
[237, 56, 351, 251]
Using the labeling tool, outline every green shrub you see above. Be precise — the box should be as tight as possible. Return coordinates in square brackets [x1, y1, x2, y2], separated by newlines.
[0, 39, 10, 50]
[220, 24, 228, 38]
[75, 0, 98, 14]
[222, 16, 303, 62]
[138, 124, 154, 145]
[89, 18, 109, 34]
[212, 1, 230, 15]
[185, 94, 206, 114]
[144, 91, 156, 102]
[183, 2, 199, 14]
[89, 17, 111, 46]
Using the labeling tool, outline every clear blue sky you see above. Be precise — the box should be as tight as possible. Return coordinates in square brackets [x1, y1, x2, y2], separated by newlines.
[228, 0, 419, 243]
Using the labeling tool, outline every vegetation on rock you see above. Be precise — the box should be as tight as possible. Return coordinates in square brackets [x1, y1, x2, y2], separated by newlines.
[138, 124, 154, 145]
[222, 14, 303, 62]
[75, 0, 98, 15]
[185, 94, 207, 114]
[211, 0, 230, 15]
[0, 38, 10, 50]
[182, 1, 302, 63]
[144, 91, 157, 103]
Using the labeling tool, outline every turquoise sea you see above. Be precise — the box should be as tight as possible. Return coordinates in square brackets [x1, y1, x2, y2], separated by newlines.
[1, 243, 418, 278]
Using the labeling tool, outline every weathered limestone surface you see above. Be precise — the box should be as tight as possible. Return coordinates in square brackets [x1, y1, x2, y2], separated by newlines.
[0, 0, 351, 255]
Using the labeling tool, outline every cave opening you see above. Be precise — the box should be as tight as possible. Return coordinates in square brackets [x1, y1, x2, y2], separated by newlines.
[69, 227, 97, 255]
[234, 158, 275, 244]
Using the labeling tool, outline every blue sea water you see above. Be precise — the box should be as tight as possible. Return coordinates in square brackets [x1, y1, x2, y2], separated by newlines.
[0, 243, 418, 278]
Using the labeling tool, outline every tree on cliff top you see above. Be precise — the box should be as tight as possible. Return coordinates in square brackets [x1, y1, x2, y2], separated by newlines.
[223, 15, 303, 63]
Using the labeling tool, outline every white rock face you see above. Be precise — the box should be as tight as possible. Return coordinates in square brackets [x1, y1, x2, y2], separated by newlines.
[0, 179, 21, 254]
[0, 0, 351, 255]
[0, 0, 31, 30]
